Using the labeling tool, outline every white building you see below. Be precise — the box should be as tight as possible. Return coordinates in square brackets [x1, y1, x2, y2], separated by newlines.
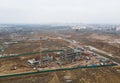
[72, 26, 86, 30]
[116, 26, 120, 31]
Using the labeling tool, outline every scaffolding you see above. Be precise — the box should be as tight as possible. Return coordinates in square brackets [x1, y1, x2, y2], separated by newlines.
[60, 48, 82, 62]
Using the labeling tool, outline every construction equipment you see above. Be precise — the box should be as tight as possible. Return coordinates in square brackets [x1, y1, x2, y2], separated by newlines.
[32, 36, 43, 66]
[39, 36, 52, 65]
[40, 36, 43, 65]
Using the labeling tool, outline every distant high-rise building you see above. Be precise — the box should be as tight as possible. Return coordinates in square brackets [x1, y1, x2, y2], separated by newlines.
[116, 26, 120, 31]
[72, 26, 86, 30]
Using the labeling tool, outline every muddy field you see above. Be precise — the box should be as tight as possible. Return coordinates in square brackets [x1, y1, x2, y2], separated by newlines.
[0, 31, 120, 83]
[2, 39, 68, 54]
[60, 31, 120, 64]
[0, 67, 120, 83]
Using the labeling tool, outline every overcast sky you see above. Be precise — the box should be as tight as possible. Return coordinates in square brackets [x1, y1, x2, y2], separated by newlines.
[0, 0, 120, 24]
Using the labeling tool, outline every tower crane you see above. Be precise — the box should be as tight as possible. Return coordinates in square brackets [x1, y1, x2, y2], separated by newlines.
[40, 36, 43, 64]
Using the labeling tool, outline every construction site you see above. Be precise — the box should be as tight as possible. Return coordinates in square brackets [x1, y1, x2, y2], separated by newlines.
[0, 35, 118, 78]
[0, 28, 120, 83]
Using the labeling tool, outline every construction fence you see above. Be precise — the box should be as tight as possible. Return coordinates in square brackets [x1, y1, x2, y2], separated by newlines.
[0, 64, 117, 78]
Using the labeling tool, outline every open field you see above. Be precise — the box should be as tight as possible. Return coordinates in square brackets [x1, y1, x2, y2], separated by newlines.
[0, 67, 120, 83]
[0, 30, 120, 83]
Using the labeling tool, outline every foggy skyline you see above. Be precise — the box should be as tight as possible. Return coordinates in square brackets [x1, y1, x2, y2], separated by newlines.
[0, 0, 120, 24]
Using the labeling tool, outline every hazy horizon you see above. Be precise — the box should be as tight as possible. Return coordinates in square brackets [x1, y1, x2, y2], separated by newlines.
[0, 0, 120, 24]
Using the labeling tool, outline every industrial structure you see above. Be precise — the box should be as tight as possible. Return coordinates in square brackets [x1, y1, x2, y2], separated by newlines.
[28, 36, 54, 66]
[26, 35, 116, 69]
[0, 35, 118, 79]
[60, 48, 82, 62]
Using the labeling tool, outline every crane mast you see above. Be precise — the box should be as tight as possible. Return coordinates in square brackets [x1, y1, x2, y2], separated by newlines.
[40, 36, 43, 64]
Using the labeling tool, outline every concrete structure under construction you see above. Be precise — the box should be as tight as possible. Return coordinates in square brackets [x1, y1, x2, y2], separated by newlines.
[60, 48, 83, 62]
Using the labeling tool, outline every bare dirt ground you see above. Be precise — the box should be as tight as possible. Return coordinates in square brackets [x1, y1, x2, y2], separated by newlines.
[0, 67, 120, 83]
[0, 31, 120, 83]
[3, 39, 68, 54]
[60, 31, 120, 63]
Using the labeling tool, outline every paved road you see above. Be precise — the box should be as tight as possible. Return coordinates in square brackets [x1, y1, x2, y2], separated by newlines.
[84, 47, 120, 65]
